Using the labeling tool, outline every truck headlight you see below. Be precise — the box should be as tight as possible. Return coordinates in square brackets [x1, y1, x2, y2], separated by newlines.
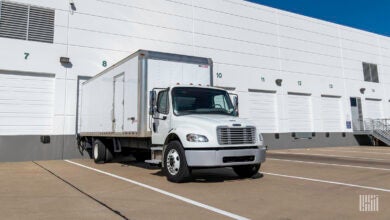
[186, 134, 209, 142]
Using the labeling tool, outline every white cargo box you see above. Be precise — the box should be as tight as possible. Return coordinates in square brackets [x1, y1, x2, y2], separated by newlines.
[79, 50, 213, 137]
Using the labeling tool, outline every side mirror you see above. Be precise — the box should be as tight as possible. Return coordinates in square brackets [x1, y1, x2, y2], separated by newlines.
[231, 94, 239, 116]
[233, 96, 238, 115]
[149, 90, 156, 115]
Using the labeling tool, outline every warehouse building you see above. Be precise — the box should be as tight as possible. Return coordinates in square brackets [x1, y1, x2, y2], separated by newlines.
[0, 0, 389, 161]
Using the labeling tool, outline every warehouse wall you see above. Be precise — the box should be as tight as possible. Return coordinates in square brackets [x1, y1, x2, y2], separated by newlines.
[0, 0, 389, 159]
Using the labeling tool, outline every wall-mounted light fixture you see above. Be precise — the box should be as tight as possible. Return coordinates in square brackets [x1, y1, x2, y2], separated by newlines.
[275, 79, 282, 86]
[360, 88, 366, 94]
[60, 57, 71, 65]
[70, 0, 76, 11]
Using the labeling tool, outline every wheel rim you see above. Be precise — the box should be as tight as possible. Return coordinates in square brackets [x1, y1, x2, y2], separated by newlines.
[93, 143, 98, 160]
[166, 149, 180, 176]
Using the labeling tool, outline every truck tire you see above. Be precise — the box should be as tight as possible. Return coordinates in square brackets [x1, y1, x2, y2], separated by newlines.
[233, 164, 261, 178]
[105, 146, 114, 162]
[93, 139, 106, 163]
[163, 141, 190, 183]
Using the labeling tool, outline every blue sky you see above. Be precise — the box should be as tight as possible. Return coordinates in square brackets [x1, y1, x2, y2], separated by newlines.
[247, 0, 390, 37]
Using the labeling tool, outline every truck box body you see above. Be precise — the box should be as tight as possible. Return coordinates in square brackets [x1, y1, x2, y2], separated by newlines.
[79, 50, 213, 138]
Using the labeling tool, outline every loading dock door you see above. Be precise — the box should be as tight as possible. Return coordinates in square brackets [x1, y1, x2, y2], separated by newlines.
[364, 99, 383, 120]
[247, 90, 278, 132]
[0, 72, 54, 135]
[321, 96, 343, 131]
[288, 93, 313, 132]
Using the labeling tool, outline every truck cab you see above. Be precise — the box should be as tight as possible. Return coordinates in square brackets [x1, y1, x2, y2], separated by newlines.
[149, 85, 266, 182]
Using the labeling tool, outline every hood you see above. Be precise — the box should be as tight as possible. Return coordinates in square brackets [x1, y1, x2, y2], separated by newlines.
[173, 114, 255, 128]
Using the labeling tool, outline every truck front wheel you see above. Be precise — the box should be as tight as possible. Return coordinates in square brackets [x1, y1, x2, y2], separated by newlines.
[163, 141, 190, 183]
[233, 164, 261, 178]
[93, 139, 106, 163]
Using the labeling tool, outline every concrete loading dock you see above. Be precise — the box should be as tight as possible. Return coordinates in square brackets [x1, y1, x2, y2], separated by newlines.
[1, 146, 389, 220]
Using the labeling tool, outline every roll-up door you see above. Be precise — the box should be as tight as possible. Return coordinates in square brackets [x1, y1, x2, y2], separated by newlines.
[247, 89, 278, 133]
[321, 95, 343, 131]
[288, 93, 313, 132]
[0, 72, 55, 135]
[364, 99, 383, 120]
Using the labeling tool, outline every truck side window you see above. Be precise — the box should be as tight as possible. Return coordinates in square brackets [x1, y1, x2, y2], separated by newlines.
[157, 90, 169, 114]
[213, 94, 227, 109]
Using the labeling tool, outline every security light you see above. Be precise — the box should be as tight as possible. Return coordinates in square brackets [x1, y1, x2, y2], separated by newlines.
[60, 57, 71, 64]
[275, 79, 282, 86]
[69, 0, 76, 10]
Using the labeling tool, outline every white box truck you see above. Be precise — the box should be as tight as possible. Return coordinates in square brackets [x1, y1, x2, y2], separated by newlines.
[78, 50, 266, 182]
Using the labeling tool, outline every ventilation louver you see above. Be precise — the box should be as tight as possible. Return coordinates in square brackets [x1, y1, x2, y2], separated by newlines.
[0, 1, 28, 40]
[0, 1, 54, 43]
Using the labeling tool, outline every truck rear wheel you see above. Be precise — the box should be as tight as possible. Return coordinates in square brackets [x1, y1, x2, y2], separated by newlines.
[163, 141, 190, 183]
[233, 164, 261, 178]
[93, 139, 106, 163]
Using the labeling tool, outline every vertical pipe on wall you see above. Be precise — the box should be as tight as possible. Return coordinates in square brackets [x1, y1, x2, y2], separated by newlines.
[61, 3, 72, 159]
[337, 27, 349, 133]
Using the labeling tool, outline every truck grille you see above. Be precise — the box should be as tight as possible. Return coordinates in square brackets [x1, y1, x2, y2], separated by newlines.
[217, 126, 256, 145]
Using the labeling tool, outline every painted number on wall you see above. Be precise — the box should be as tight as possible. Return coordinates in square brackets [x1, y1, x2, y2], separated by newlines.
[24, 52, 30, 60]
[102, 60, 107, 67]
[216, 72, 223, 79]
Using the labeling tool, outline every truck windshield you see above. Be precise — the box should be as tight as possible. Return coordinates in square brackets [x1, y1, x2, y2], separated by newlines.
[172, 87, 235, 116]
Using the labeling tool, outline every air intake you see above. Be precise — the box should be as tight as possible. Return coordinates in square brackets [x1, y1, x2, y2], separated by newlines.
[217, 126, 256, 145]
[0, 1, 28, 40]
[0, 1, 54, 43]
[28, 6, 55, 43]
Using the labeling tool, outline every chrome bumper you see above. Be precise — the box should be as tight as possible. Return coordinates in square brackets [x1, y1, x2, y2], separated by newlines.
[184, 146, 266, 167]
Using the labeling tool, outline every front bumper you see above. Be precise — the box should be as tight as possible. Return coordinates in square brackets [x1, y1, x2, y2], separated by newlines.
[184, 146, 266, 167]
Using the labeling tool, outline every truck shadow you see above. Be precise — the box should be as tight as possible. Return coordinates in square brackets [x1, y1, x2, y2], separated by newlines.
[119, 160, 263, 183]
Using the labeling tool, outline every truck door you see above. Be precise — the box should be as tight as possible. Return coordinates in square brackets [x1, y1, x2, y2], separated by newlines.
[152, 89, 171, 145]
[113, 74, 125, 132]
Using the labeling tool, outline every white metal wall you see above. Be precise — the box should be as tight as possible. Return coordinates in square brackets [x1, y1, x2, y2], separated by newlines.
[0, 0, 389, 135]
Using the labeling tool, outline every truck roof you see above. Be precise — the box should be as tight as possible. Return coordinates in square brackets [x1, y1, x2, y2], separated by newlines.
[168, 84, 230, 92]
